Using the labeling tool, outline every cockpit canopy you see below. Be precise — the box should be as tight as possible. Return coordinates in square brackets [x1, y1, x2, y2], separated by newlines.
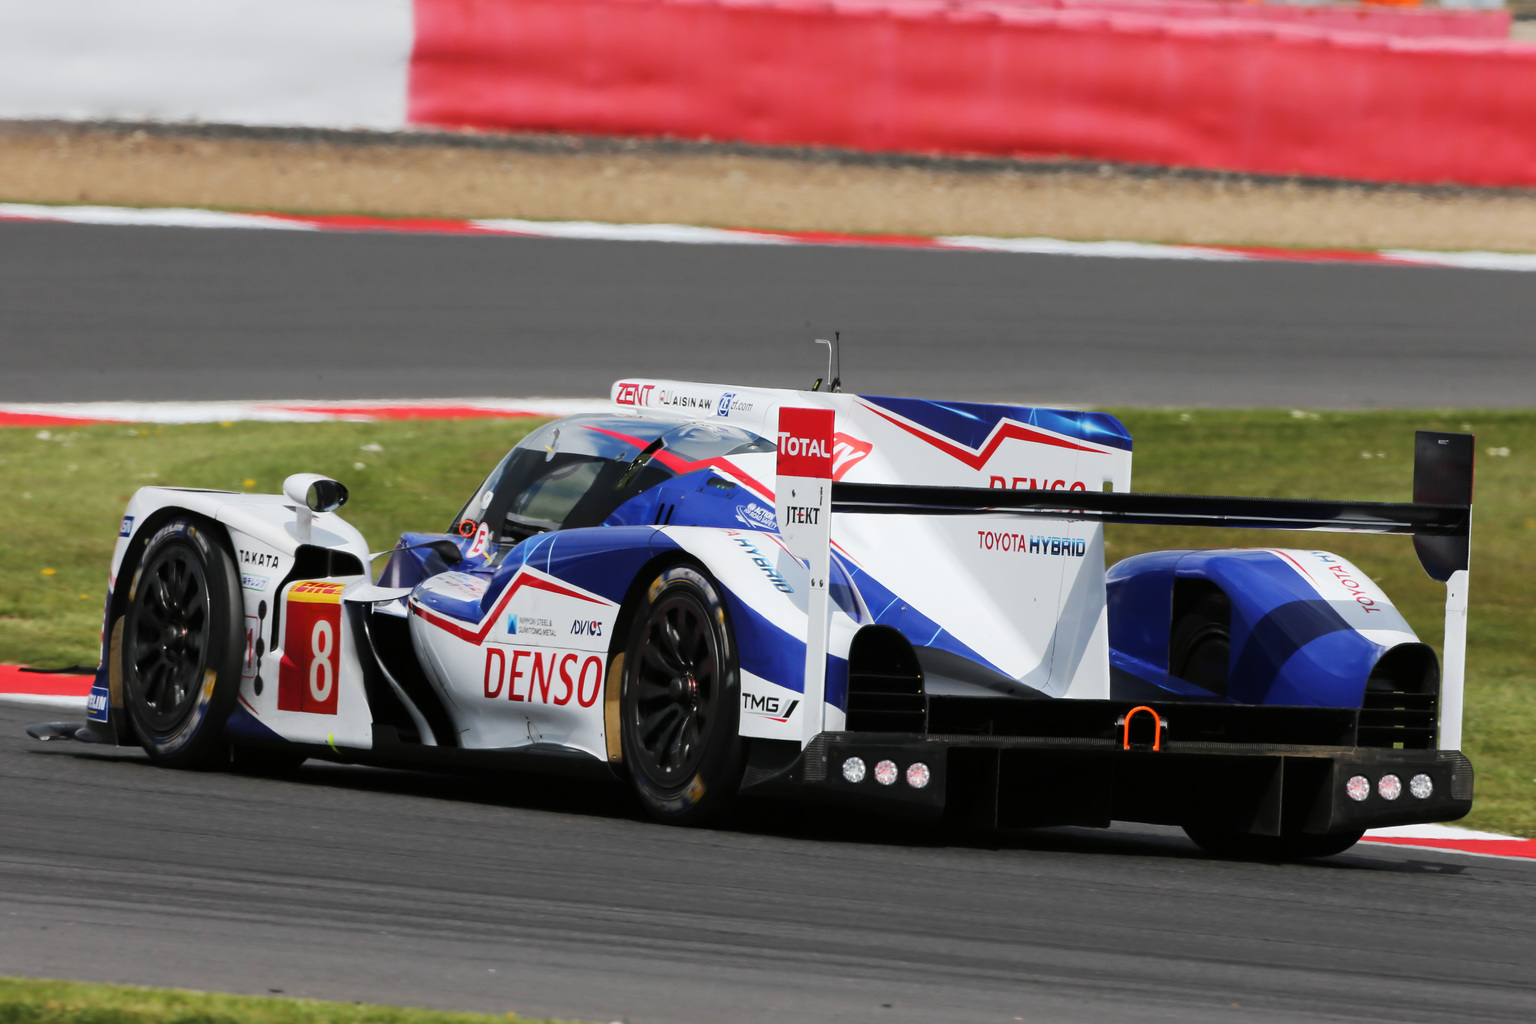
[453, 415, 774, 547]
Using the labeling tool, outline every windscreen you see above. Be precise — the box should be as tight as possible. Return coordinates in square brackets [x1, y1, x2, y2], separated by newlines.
[452, 415, 772, 548]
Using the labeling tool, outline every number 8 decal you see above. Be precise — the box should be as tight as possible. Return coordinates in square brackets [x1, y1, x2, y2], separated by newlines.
[309, 618, 334, 703]
[278, 580, 343, 715]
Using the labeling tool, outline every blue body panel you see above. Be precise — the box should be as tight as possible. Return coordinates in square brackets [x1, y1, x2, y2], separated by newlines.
[1107, 549, 1394, 709]
[862, 395, 1133, 452]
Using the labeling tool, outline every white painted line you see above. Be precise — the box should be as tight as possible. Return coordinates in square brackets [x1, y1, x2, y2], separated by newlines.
[938, 235, 1244, 261]
[5, 202, 1536, 271]
[0, 203, 315, 231]
[472, 218, 794, 245]
[0, 693, 89, 709]
[1365, 822, 1516, 842]
[1380, 249, 1536, 272]
[0, 397, 615, 425]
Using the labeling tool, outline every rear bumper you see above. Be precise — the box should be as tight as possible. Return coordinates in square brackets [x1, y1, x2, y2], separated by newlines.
[768, 732, 1473, 835]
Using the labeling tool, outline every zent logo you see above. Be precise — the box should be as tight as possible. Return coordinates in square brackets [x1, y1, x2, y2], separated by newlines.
[616, 382, 656, 406]
[278, 581, 344, 715]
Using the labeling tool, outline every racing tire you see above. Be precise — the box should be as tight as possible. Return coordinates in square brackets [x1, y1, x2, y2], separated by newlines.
[620, 564, 746, 825]
[1183, 826, 1365, 861]
[1170, 591, 1230, 696]
[120, 516, 244, 769]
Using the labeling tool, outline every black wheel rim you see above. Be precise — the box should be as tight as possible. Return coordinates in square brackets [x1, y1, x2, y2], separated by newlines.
[631, 590, 720, 784]
[128, 542, 211, 731]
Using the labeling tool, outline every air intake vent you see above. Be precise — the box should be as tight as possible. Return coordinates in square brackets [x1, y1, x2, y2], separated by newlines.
[845, 626, 926, 734]
[1358, 643, 1439, 750]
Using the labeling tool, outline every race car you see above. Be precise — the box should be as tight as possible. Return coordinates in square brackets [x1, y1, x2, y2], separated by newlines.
[33, 379, 1476, 859]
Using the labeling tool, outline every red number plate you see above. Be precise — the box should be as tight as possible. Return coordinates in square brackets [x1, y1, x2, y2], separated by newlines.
[278, 581, 345, 715]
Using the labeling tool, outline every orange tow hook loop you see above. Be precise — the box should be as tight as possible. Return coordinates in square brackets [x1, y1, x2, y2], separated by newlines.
[1121, 705, 1162, 751]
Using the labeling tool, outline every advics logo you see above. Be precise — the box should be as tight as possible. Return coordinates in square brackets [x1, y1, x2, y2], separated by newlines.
[570, 619, 604, 637]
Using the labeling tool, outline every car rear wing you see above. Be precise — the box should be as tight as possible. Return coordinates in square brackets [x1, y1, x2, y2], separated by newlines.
[779, 415, 1473, 750]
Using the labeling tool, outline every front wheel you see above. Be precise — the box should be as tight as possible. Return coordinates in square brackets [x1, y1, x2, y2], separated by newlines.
[620, 565, 745, 824]
[121, 517, 244, 768]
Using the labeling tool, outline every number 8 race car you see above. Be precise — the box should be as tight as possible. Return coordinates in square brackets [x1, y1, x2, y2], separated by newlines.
[34, 379, 1477, 860]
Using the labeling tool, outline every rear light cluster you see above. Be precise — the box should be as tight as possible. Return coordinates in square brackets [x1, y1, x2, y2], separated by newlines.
[842, 756, 930, 790]
[1345, 772, 1433, 803]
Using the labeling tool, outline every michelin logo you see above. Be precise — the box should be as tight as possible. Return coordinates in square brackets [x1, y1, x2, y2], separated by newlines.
[86, 686, 110, 722]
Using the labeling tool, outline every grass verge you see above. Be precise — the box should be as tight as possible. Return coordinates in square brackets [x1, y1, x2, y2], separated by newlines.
[0, 411, 1530, 834]
[0, 977, 574, 1024]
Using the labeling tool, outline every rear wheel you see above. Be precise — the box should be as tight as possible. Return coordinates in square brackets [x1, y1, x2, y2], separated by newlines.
[620, 565, 745, 824]
[121, 517, 244, 768]
[1170, 590, 1230, 696]
[1184, 826, 1365, 861]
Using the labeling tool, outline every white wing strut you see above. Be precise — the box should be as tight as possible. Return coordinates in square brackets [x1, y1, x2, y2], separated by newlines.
[775, 406, 835, 748]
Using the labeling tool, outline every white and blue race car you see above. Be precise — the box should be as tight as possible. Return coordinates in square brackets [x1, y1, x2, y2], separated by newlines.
[37, 379, 1477, 859]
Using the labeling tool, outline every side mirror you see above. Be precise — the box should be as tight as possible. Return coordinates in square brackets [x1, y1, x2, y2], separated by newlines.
[424, 539, 464, 565]
[368, 538, 464, 566]
[282, 473, 349, 513]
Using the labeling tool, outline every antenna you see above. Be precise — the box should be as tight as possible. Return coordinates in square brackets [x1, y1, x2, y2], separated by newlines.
[814, 334, 842, 393]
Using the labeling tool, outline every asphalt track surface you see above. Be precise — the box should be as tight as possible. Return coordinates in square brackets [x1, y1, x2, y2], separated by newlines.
[3, 704, 1535, 1024]
[3, 220, 1535, 408]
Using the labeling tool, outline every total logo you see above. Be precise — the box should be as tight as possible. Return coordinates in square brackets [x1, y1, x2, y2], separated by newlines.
[507, 614, 557, 637]
[777, 432, 831, 459]
[570, 619, 604, 637]
[743, 692, 799, 722]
